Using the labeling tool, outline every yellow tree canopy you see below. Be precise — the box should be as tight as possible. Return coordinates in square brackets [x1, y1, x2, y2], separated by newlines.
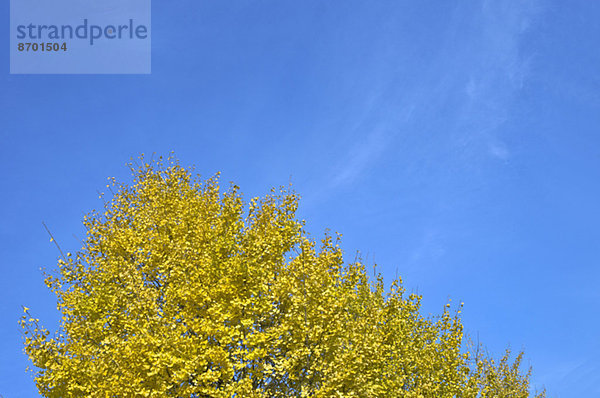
[21, 156, 545, 397]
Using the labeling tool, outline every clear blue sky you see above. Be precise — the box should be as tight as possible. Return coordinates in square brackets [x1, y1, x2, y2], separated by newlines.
[1, 1, 599, 397]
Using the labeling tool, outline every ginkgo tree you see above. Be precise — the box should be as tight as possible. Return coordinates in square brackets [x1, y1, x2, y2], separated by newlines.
[21, 155, 545, 397]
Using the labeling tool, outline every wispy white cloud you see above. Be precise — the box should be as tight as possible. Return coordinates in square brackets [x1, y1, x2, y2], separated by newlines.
[330, 105, 414, 186]
[488, 140, 510, 161]
[405, 226, 446, 272]
[456, 0, 539, 160]
[325, 0, 540, 189]
[534, 355, 600, 396]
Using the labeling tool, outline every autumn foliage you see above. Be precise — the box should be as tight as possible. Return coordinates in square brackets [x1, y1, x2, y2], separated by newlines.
[21, 156, 545, 397]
